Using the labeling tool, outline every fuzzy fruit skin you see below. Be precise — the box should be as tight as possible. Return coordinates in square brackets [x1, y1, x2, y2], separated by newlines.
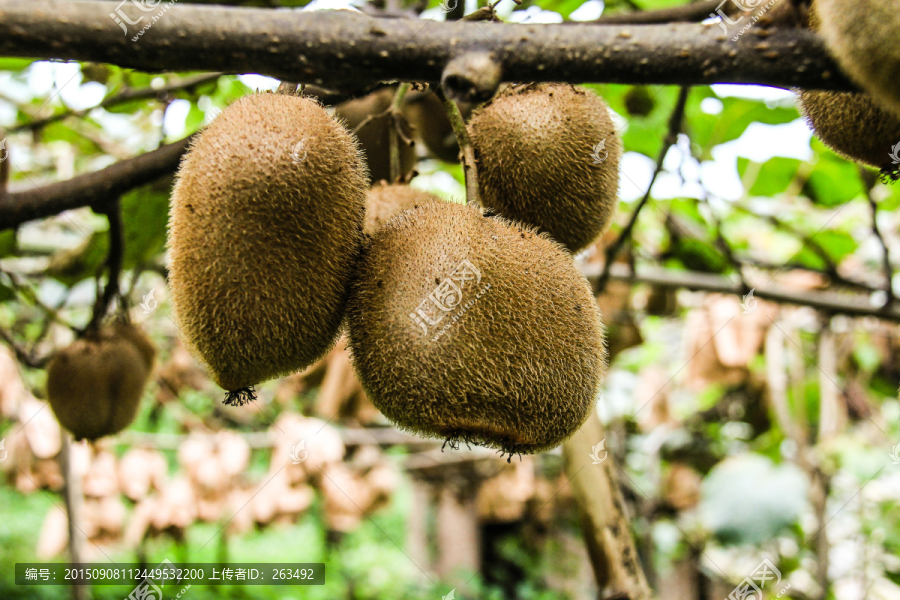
[468, 84, 621, 253]
[346, 201, 606, 454]
[364, 183, 444, 235]
[798, 0, 900, 171]
[335, 88, 417, 185]
[168, 93, 368, 391]
[815, 0, 900, 117]
[47, 323, 155, 441]
[800, 90, 900, 171]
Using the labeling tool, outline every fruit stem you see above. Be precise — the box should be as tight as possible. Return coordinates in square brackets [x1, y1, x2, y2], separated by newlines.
[87, 197, 124, 334]
[441, 95, 480, 206]
[388, 83, 411, 182]
[276, 81, 301, 95]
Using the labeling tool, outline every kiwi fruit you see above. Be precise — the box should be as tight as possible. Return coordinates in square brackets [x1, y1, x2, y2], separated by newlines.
[624, 86, 655, 117]
[364, 183, 443, 235]
[468, 84, 621, 253]
[402, 91, 461, 163]
[168, 92, 368, 400]
[335, 87, 416, 184]
[798, 0, 900, 173]
[800, 90, 900, 172]
[346, 201, 606, 456]
[47, 322, 155, 441]
[814, 0, 900, 117]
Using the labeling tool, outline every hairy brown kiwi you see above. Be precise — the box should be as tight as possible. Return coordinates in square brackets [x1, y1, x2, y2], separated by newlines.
[346, 201, 606, 456]
[335, 88, 416, 185]
[800, 90, 900, 172]
[168, 93, 367, 398]
[47, 322, 155, 441]
[624, 86, 655, 117]
[402, 91, 460, 163]
[814, 0, 900, 117]
[468, 84, 621, 253]
[364, 183, 444, 235]
[798, 1, 900, 173]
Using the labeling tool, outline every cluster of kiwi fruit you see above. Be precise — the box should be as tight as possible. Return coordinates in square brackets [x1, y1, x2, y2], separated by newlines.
[798, 0, 900, 176]
[167, 80, 621, 456]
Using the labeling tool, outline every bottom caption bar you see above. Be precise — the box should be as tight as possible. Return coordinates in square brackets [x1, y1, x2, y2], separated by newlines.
[16, 561, 325, 586]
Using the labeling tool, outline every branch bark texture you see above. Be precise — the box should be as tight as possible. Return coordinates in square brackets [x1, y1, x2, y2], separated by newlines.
[0, 136, 191, 229]
[592, 263, 900, 323]
[0, 1, 854, 91]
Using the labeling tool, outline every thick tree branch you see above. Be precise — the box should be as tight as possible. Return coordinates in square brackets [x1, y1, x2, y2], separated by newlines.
[0, 136, 191, 230]
[0, 1, 854, 92]
[590, 263, 900, 323]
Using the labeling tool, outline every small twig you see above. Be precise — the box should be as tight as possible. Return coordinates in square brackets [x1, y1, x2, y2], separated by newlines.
[388, 82, 412, 182]
[698, 191, 749, 291]
[0, 131, 8, 198]
[731, 205, 875, 291]
[596, 85, 690, 292]
[276, 80, 300, 95]
[440, 92, 479, 206]
[861, 168, 894, 306]
[10, 73, 222, 133]
[87, 198, 124, 333]
[0, 325, 48, 368]
[736, 258, 881, 294]
[742, 207, 839, 273]
[586, 262, 900, 323]
[0, 269, 78, 330]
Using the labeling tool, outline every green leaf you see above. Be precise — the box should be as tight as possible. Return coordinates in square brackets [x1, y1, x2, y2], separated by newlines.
[0, 58, 35, 71]
[803, 140, 864, 206]
[738, 157, 801, 197]
[106, 98, 156, 115]
[853, 341, 882, 374]
[669, 239, 729, 274]
[813, 230, 857, 264]
[47, 230, 109, 286]
[46, 179, 171, 285]
[0, 280, 14, 303]
[792, 246, 828, 271]
[39, 122, 101, 156]
[621, 87, 681, 158]
[182, 103, 206, 136]
[877, 180, 900, 211]
[0, 230, 16, 258]
[690, 98, 798, 159]
[120, 177, 172, 267]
